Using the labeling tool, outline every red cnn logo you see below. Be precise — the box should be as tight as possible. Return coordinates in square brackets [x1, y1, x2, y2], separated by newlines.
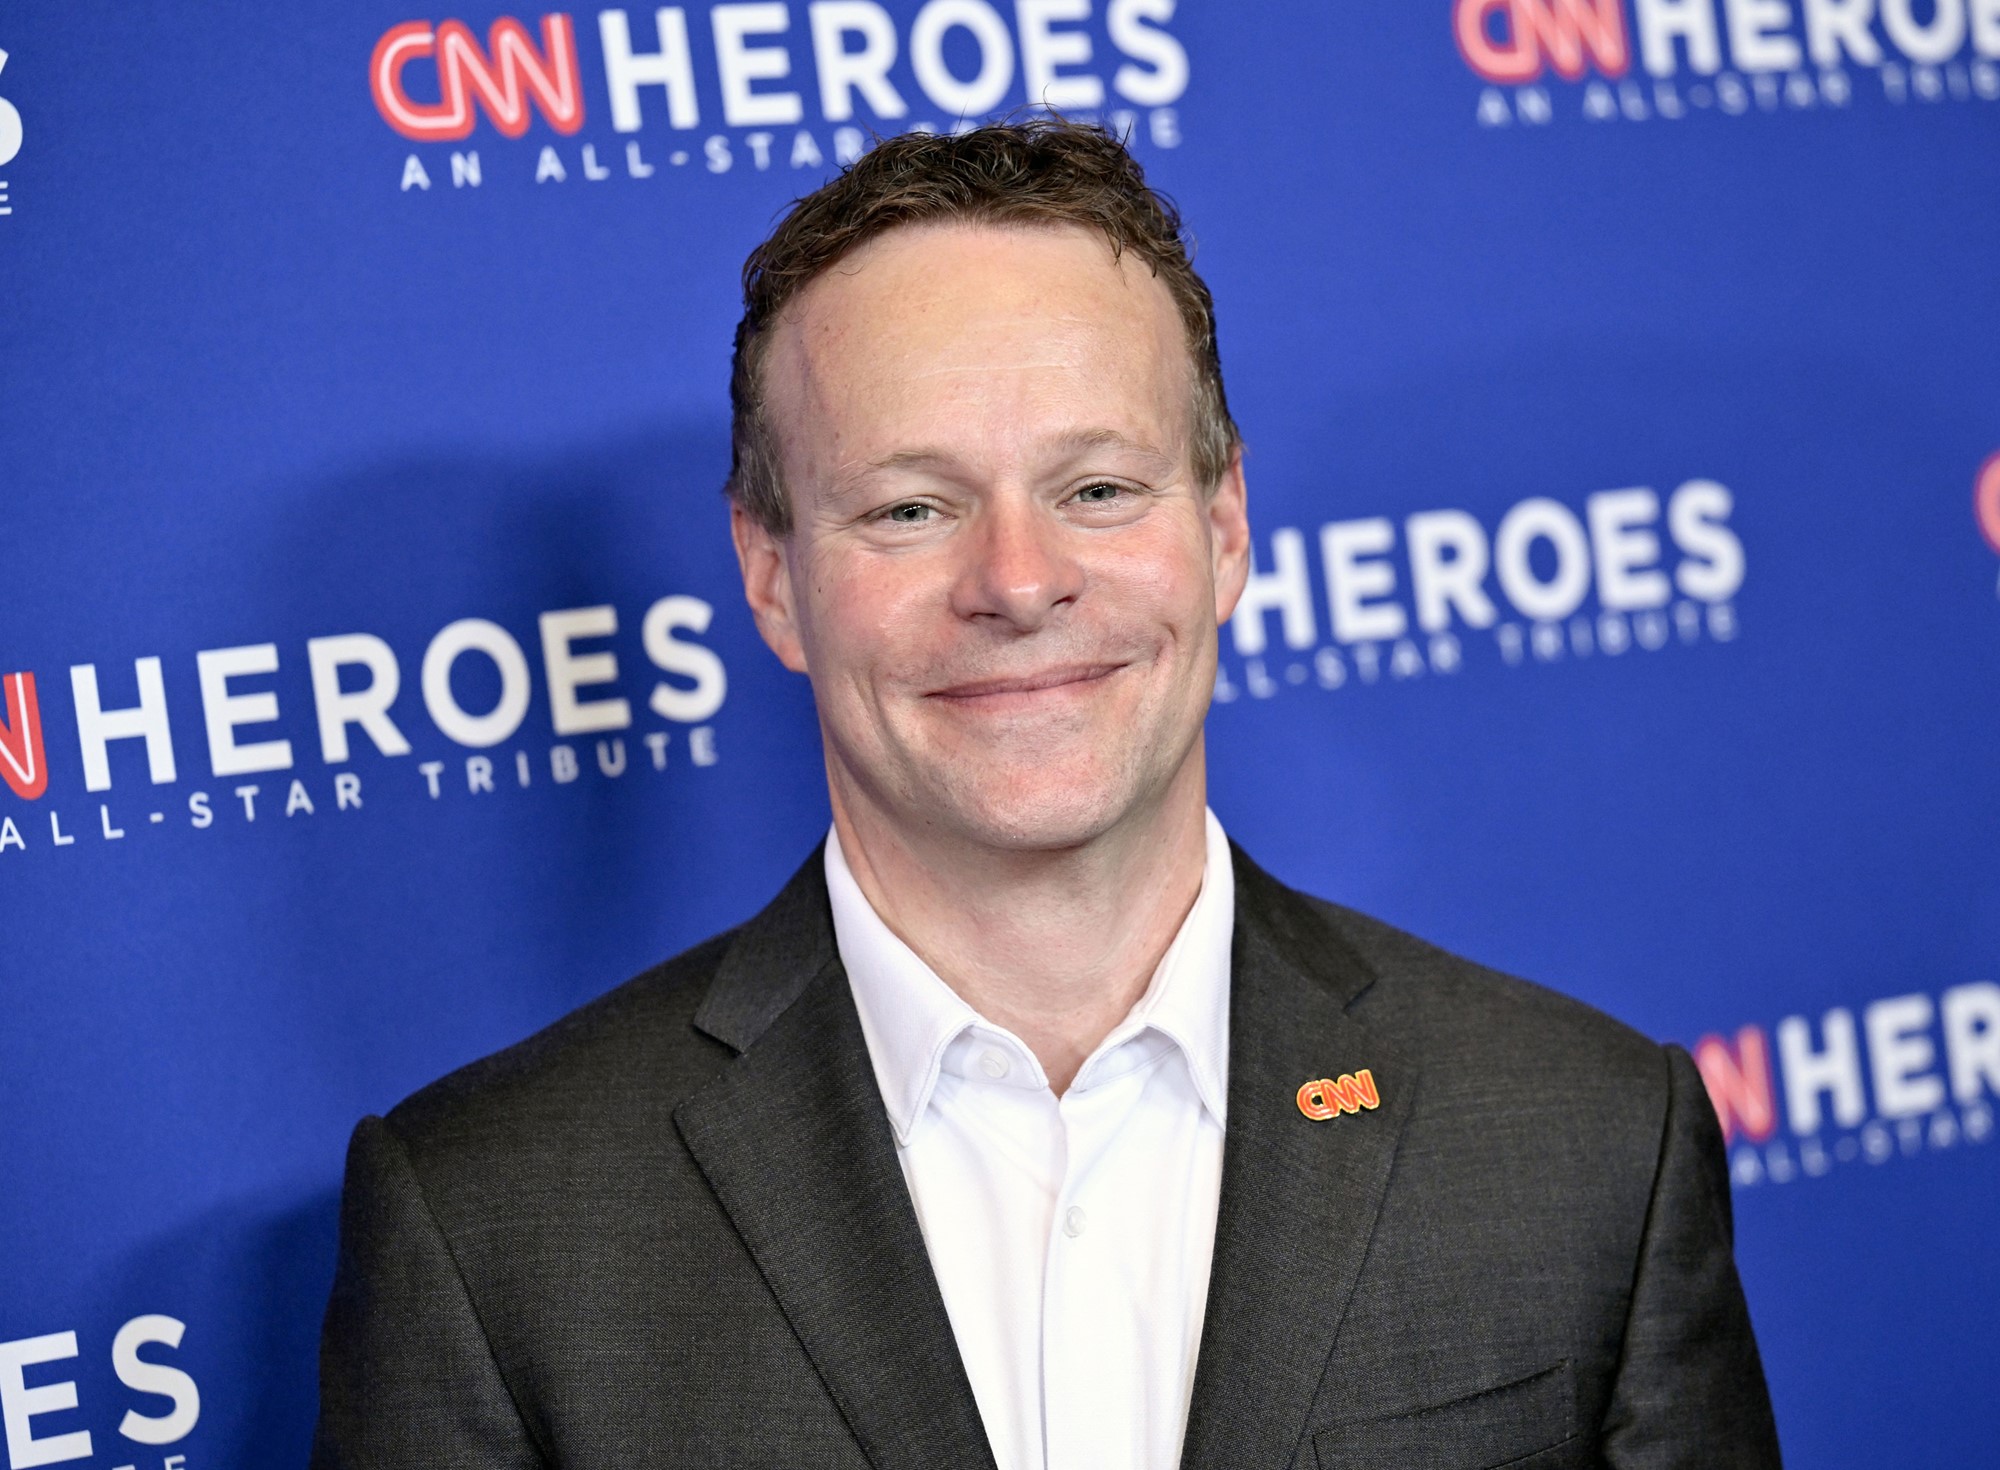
[1692, 1026, 1778, 1145]
[1455, 0, 1631, 84]
[1975, 451, 2000, 556]
[371, 14, 585, 141]
[0, 671, 48, 800]
[1297, 1070, 1381, 1120]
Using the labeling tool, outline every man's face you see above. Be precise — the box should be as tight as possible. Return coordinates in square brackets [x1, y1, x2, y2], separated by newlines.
[733, 221, 1250, 853]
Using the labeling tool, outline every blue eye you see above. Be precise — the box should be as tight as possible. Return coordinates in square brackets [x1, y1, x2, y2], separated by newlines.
[1074, 482, 1124, 503]
[884, 502, 933, 523]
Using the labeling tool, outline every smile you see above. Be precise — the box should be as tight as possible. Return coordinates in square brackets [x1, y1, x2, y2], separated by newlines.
[928, 663, 1126, 703]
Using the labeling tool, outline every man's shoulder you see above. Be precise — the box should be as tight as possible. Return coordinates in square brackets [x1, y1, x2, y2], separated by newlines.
[380, 923, 742, 1166]
[1297, 892, 1672, 1119]
[1268, 886, 1695, 1227]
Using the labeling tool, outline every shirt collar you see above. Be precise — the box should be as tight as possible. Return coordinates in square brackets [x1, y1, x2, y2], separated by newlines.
[827, 811, 1234, 1145]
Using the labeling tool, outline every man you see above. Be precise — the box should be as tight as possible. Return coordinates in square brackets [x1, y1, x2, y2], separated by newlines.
[314, 120, 1781, 1469]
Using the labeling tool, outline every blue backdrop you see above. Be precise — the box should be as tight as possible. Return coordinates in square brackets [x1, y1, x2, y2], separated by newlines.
[3, 1, 1997, 1464]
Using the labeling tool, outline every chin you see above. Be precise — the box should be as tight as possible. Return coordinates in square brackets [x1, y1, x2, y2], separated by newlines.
[928, 760, 1150, 853]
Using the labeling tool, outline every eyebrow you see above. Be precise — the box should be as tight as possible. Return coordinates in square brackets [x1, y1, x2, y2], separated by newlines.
[1044, 428, 1177, 470]
[838, 429, 1178, 491]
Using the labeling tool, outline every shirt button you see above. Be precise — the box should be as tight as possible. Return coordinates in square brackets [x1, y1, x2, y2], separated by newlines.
[979, 1051, 1011, 1080]
[1063, 1205, 1087, 1238]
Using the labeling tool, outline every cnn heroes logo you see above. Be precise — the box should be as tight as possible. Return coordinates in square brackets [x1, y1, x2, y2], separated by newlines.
[1216, 479, 1742, 702]
[1455, 0, 2000, 127]
[374, 1, 1190, 194]
[0, 595, 726, 857]
[1694, 983, 2000, 1186]
[0, 1316, 196, 1470]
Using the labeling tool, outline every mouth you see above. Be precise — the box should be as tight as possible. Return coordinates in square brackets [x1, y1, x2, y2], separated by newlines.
[927, 663, 1126, 704]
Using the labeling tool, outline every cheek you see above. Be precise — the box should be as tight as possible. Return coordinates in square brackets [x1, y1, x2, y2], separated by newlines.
[797, 549, 939, 682]
[1092, 520, 1216, 638]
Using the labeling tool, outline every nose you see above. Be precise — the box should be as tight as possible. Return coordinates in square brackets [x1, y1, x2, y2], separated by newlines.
[950, 494, 1084, 632]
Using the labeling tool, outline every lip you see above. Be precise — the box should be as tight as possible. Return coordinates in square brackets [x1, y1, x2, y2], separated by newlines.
[927, 663, 1126, 701]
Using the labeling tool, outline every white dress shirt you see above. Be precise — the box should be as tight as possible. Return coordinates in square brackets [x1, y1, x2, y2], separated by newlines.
[825, 811, 1234, 1470]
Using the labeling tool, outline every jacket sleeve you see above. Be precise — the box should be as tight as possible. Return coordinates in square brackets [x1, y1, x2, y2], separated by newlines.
[1600, 1044, 1783, 1468]
[311, 1114, 546, 1470]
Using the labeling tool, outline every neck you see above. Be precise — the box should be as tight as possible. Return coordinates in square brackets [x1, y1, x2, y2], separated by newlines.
[828, 750, 1211, 1095]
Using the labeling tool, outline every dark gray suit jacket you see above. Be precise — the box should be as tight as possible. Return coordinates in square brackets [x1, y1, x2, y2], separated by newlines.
[313, 846, 1781, 1469]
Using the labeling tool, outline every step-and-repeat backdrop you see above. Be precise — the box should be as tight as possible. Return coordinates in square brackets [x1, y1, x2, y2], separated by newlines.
[4, 2, 1996, 1465]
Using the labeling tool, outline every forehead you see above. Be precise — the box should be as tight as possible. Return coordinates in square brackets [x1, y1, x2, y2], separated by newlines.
[761, 220, 1192, 474]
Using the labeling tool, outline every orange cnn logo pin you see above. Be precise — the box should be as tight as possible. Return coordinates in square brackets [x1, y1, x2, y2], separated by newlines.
[1297, 1070, 1380, 1120]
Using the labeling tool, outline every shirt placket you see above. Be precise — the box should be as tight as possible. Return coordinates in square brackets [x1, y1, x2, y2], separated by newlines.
[1038, 1070, 1134, 1470]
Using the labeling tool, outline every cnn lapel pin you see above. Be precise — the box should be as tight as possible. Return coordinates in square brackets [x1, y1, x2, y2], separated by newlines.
[1297, 1070, 1380, 1120]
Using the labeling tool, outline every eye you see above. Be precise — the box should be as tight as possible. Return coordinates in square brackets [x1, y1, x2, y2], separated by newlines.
[881, 501, 935, 524]
[1071, 482, 1126, 505]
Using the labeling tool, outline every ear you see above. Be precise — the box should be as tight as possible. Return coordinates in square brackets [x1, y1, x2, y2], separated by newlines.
[731, 501, 810, 674]
[1207, 446, 1252, 626]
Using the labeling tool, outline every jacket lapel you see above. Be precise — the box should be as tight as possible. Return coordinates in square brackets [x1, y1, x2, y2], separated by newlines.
[676, 854, 997, 1470]
[1179, 847, 1418, 1470]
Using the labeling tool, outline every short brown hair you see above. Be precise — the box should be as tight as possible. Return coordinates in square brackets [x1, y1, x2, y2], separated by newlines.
[726, 117, 1240, 534]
